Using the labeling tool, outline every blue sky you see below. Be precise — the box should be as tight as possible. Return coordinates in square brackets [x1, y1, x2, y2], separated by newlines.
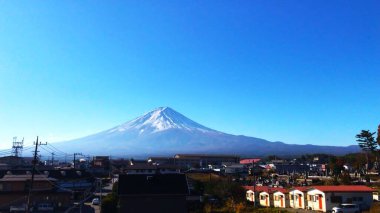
[0, 0, 379, 150]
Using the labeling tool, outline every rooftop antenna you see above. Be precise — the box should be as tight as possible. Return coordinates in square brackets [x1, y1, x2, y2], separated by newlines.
[12, 137, 24, 157]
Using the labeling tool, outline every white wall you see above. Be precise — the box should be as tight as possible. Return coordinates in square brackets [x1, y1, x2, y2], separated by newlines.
[307, 189, 373, 212]
[307, 189, 326, 212]
[289, 190, 305, 209]
[246, 190, 255, 202]
[259, 192, 270, 207]
[324, 192, 373, 211]
[273, 191, 286, 208]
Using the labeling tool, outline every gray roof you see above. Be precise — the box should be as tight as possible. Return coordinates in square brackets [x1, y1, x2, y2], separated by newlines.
[0, 174, 57, 182]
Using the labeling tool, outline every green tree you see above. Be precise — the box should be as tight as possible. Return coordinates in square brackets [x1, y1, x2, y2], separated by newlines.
[328, 156, 344, 177]
[356, 130, 378, 173]
[101, 181, 119, 213]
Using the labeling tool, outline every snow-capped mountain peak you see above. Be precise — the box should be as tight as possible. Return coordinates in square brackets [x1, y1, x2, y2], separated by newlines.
[108, 107, 216, 134]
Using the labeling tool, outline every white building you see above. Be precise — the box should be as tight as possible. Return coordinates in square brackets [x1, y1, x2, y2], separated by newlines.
[288, 186, 308, 209]
[306, 185, 375, 212]
[244, 186, 273, 206]
[246, 189, 255, 202]
[373, 191, 379, 201]
[259, 191, 271, 207]
[273, 189, 288, 208]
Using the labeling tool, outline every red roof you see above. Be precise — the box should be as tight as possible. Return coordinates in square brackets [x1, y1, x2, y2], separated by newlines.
[244, 186, 287, 193]
[291, 186, 310, 192]
[240, 159, 261, 164]
[310, 185, 375, 192]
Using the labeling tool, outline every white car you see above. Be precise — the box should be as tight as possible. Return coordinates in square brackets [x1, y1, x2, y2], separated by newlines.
[92, 198, 100, 205]
[332, 204, 360, 213]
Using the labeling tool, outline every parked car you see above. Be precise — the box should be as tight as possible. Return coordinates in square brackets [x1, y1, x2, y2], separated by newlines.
[92, 197, 100, 205]
[332, 203, 360, 213]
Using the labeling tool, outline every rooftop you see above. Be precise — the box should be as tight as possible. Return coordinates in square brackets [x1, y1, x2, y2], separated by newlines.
[311, 185, 376, 192]
[118, 174, 189, 195]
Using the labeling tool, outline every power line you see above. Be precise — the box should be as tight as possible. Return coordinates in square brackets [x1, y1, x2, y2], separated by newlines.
[27, 136, 47, 212]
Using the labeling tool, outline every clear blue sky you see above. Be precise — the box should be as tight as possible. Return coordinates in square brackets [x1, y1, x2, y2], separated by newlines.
[0, 0, 379, 150]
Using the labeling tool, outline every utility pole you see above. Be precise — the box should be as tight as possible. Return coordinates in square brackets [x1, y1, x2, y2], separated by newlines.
[73, 153, 82, 169]
[27, 136, 47, 212]
[51, 152, 55, 166]
[252, 160, 257, 208]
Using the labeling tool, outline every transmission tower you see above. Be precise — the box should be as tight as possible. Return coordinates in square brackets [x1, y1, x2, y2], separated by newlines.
[12, 137, 24, 157]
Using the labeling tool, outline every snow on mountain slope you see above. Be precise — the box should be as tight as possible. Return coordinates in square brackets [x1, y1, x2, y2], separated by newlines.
[54, 107, 360, 156]
[107, 107, 218, 134]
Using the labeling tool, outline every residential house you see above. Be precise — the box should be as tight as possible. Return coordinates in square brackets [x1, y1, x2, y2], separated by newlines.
[223, 163, 247, 175]
[0, 174, 71, 211]
[259, 190, 273, 207]
[118, 173, 189, 213]
[147, 157, 176, 165]
[92, 156, 110, 175]
[273, 188, 288, 208]
[245, 186, 269, 203]
[0, 156, 32, 169]
[289, 186, 309, 209]
[306, 185, 375, 212]
[245, 186, 285, 207]
[240, 158, 261, 165]
[245, 186, 283, 207]
[47, 169, 94, 200]
[373, 191, 379, 201]
[274, 164, 310, 175]
[123, 163, 180, 174]
[174, 154, 240, 168]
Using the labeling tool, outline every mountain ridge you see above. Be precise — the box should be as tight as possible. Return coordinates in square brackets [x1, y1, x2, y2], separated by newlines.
[53, 107, 360, 157]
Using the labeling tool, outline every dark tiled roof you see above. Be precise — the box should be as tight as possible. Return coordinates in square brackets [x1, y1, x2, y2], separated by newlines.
[0, 174, 56, 182]
[124, 163, 180, 170]
[118, 174, 189, 195]
[0, 169, 94, 180]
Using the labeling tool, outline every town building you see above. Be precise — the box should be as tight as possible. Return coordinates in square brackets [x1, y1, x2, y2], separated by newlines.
[147, 157, 176, 165]
[289, 186, 309, 209]
[91, 156, 110, 175]
[0, 173, 71, 211]
[245, 186, 281, 207]
[118, 173, 189, 213]
[123, 163, 181, 174]
[273, 188, 288, 208]
[174, 154, 240, 168]
[244, 186, 269, 203]
[240, 158, 261, 165]
[306, 185, 375, 212]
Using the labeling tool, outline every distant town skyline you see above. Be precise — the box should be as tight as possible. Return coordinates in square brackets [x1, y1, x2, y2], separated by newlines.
[0, 1, 379, 149]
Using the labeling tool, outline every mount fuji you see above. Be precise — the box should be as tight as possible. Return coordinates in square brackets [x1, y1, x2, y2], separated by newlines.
[54, 107, 359, 157]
